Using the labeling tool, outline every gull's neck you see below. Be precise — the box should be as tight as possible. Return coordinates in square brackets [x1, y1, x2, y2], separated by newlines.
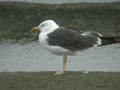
[41, 24, 60, 34]
[48, 24, 59, 33]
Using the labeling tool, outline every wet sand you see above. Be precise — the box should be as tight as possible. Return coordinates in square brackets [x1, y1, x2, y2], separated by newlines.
[0, 41, 120, 72]
[1, 0, 120, 4]
[0, 72, 120, 90]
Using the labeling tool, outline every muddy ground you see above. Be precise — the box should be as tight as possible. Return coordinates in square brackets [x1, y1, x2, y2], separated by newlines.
[0, 72, 120, 90]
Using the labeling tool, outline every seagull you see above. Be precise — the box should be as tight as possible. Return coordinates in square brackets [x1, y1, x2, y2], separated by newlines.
[32, 20, 102, 75]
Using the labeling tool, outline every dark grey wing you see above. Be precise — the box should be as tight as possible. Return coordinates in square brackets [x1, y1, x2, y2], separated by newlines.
[47, 28, 99, 50]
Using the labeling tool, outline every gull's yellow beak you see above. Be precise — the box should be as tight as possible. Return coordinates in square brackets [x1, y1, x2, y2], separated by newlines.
[32, 27, 39, 32]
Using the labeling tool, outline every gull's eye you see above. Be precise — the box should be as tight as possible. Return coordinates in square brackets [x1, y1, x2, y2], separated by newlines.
[41, 24, 45, 27]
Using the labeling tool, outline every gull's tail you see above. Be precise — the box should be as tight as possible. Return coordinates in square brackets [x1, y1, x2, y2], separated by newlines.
[91, 32, 102, 46]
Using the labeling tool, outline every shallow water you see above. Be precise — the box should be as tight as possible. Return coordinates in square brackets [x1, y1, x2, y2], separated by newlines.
[0, 40, 120, 72]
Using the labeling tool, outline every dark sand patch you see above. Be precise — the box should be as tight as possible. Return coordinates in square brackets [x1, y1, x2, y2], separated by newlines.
[0, 72, 120, 90]
[0, 2, 120, 44]
[0, 2, 120, 39]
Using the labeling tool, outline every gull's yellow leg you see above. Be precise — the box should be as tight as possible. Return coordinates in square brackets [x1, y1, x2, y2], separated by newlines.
[63, 56, 67, 73]
[54, 56, 67, 75]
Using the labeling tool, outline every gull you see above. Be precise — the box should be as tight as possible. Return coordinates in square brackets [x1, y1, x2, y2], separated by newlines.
[32, 20, 102, 75]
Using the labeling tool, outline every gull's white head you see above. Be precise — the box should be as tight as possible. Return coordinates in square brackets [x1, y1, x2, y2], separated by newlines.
[32, 20, 59, 33]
